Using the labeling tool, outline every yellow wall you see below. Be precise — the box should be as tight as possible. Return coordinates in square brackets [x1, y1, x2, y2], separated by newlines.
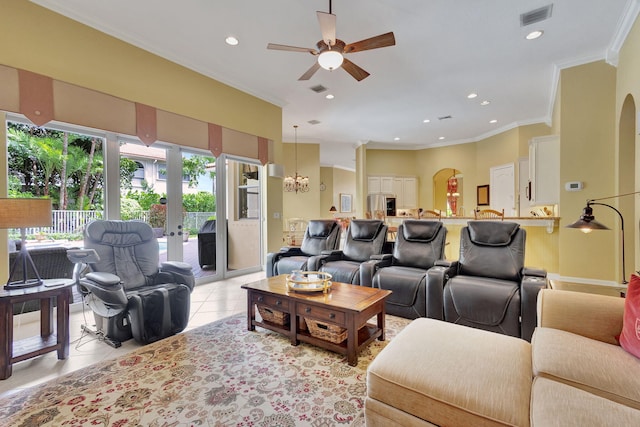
[282, 142, 321, 225]
[0, 0, 284, 256]
[331, 168, 357, 216]
[558, 61, 618, 281]
[367, 125, 550, 215]
[616, 16, 640, 275]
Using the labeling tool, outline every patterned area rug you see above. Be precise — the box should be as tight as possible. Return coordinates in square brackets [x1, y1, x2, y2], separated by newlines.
[0, 313, 411, 426]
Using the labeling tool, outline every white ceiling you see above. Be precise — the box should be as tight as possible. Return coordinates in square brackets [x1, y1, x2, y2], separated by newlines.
[32, 0, 634, 170]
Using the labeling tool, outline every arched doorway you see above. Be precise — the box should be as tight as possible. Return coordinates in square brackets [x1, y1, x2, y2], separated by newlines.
[433, 168, 463, 216]
[619, 94, 637, 280]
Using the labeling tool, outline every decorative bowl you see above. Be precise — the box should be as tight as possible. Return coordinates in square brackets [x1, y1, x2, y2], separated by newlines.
[286, 271, 332, 293]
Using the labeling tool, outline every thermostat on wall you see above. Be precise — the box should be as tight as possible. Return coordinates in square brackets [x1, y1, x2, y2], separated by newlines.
[565, 181, 583, 191]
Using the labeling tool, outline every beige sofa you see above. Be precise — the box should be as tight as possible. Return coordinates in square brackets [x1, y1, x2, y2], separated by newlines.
[366, 289, 640, 426]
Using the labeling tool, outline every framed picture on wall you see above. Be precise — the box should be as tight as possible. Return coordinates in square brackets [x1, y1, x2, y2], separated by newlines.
[477, 185, 490, 206]
[340, 193, 353, 212]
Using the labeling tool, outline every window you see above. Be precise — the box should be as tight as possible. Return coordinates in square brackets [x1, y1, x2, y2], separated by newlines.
[133, 161, 145, 179]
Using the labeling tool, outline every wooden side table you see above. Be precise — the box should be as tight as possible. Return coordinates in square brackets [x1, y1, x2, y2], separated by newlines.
[0, 279, 74, 379]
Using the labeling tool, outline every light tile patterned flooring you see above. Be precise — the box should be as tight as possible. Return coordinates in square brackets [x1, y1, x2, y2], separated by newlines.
[0, 271, 265, 398]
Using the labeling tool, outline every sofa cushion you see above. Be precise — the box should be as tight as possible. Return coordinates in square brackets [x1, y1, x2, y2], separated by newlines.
[367, 318, 532, 427]
[532, 327, 640, 410]
[531, 376, 640, 427]
[619, 274, 640, 359]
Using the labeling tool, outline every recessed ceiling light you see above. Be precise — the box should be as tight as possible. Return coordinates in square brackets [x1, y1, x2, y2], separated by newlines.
[467, 92, 478, 99]
[438, 136, 445, 140]
[525, 30, 544, 40]
[423, 119, 431, 123]
[325, 94, 334, 100]
[489, 119, 498, 124]
[225, 36, 239, 46]
[480, 100, 491, 106]
[394, 137, 400, 141]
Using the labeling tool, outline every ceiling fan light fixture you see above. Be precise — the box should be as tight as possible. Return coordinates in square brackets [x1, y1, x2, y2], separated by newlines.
[318, 50, 344, 70]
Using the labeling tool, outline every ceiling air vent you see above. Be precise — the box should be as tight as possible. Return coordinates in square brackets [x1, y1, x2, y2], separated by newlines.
[520, 4, 553, 27]
[308, 120, 321, 125]
[438, 115, 452, 121]
[310, 85, 327, 93]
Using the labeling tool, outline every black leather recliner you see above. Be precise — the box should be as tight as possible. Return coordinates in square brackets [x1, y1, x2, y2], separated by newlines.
[361, 220, 447, 319]
[266, 219, 341, 277]
[72, 220, 195, 347]
[426, 221, 547, 341]
[316, 219, 387, 285]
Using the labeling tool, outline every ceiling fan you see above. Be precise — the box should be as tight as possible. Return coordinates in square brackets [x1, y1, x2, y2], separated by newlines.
[267, 0, 395, 81]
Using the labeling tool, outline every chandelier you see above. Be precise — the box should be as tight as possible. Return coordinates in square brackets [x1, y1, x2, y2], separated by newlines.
[284, 125, 310, 193]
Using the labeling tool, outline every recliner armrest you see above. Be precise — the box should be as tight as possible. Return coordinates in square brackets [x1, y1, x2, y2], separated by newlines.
[435, 259, 457, 269]
[85, 272, 121, 286]
[159, 262, 196, 291]
[359, 256, 393, 287]
[161, 261, 192, 275]
[371, 254, 392, 261]
[522, 266, 546, 277]
[266, 247, 307, 277]
[278, 246, 305, 255]
[79, 272, 128, 307]
[520, 274, 548, 341]
[319, 249, 345, 262]
[425, 263, 457, 320]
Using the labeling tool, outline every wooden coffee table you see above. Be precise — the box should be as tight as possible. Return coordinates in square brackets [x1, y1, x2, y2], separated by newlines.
[242, 275, 392, 366]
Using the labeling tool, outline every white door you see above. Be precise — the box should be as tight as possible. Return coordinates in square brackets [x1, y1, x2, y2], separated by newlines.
[518, 158, 529, 216]
[490, 163, 515, 216]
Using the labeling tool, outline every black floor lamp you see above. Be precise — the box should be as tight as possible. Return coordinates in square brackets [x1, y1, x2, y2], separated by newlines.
[566, 191, 640, 285]
[0, 198, 53, 290]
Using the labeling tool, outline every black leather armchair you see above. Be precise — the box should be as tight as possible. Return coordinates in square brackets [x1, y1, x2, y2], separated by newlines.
[426, 221, 547, 341]
[316, 219, 387, 285]
[361, 220, 447, 319]
[266, 219, 341, 277]
[72, 220, 195, 347]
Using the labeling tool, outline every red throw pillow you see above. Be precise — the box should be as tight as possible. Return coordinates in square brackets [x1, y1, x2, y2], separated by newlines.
[619, 274, 640, 358]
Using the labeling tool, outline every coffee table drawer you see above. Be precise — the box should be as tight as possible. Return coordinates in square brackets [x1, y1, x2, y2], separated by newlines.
[298, 303, 345, 325]
[252, 293, 290, 311]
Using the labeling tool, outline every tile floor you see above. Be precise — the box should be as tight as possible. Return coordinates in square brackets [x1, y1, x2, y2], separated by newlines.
[0, 271, 265, 398]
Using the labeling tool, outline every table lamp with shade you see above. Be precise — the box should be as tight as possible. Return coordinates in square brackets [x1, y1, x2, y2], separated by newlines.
[0, 198, 53, 290]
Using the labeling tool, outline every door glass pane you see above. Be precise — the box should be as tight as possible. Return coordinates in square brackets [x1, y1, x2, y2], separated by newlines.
[6, 120, 105, 287]
[7, 120, 105, 239]
[225, 158, 262, 274]
[181, 150, 217, 280]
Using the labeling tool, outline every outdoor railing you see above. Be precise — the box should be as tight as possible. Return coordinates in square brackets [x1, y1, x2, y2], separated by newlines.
[17, 210, 215, 238]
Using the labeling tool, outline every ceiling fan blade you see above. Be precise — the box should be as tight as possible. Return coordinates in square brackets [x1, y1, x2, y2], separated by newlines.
[298, 62, 321, 81]
[317, 11, 336, 46]
[267, 43, 317, 54]
[341, 58, 370, 81]
[344, 32, 396, 54]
